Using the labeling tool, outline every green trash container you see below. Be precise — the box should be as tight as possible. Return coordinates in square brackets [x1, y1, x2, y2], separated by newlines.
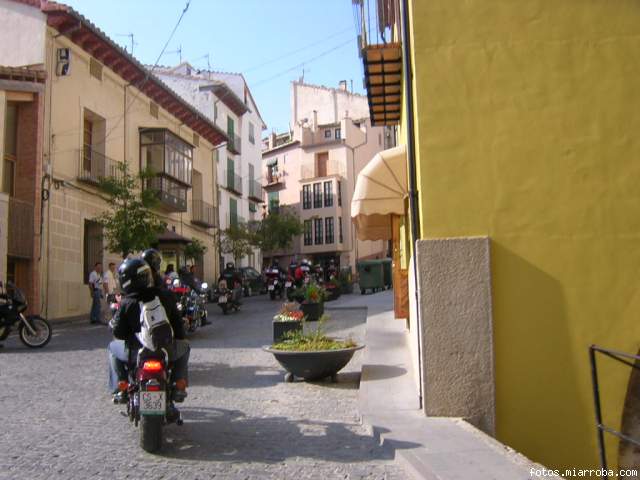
[381, 258, 392, 289]
[357, 260, 385, 294]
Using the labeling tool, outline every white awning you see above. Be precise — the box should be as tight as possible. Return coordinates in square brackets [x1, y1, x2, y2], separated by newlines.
[351, 145, 407, 241]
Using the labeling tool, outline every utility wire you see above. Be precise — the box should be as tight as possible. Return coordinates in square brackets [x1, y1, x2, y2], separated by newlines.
[241, 26, 353, 73]
[250, 37, 356, 90]
[100, 0, 192, 147]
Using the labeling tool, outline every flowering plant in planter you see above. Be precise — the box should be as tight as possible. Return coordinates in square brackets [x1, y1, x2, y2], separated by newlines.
[273, 303, 305, 322]
[302, 282, 326, 304]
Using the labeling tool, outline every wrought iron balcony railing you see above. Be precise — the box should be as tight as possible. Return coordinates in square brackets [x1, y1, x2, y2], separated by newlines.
[145, 175, 188, 212]
[225, 169, 243, 195]
[227, 133, 242, 155]
[248, 180, 263, 201]
[77, 146, 124, 186]
[191, 199, 217, 228]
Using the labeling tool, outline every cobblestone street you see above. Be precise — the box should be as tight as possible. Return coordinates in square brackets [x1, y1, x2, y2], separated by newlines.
[0, 294, 405, 480]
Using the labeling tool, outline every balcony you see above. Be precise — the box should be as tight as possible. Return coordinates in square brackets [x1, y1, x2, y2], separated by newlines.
[264, 171, 285, 190]
[146, 175, 187, 212]
[228, 213, 246, 229]
[8, 197, 34, 259]
[224, 169, 243, 196]
[77, 146, 124, 187]
[300, 160, 346, 180]
[227, 133, 242, 155]
[191, 199, 217, 228]
[248, 180, 263, 202]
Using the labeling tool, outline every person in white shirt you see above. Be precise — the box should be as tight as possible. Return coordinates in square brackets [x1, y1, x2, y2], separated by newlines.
[88, 262, 104, 324]
[103, 262, 118, 299]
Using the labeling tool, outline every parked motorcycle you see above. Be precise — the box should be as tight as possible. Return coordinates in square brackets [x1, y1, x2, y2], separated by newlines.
[0, 281, 52, 348]
[265, 268, 284, 300]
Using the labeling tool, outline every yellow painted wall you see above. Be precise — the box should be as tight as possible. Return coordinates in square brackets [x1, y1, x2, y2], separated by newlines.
[409, 0, 640, 470]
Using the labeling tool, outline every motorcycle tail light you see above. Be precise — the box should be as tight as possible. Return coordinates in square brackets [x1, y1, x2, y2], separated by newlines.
[142, 360, 163, 372]
[146, 384, 161, 392]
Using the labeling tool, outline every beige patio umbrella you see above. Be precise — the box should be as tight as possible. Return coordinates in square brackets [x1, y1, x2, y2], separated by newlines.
[351, 144, 408, 240]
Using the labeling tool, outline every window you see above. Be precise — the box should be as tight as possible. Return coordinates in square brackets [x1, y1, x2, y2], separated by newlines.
[227, 157, 235, 191]
[249, 202, 257, 213]
[324, 181, 333, 207]
[313, 182, 322, 208]
[83, 220, 103, 284]
[150, 101, 159, 119]
[229, 197, 238, 227]
[214, 102, 218, 122]
[302, 184, 312, 210]
[140, 129, 193, 186]
[324, 129, 331, 138]
[268, 191, 280, 213]
[248, 163, 254, 182]
[325, 217, 334, 244]
[81, 108, 107, 183]
[3, 103, 17, 196]
[227, 116, 235, 137]
[304, 220, 312, 246]
[335, 128, 341, 139]
[338, 180, 342, 206]
[314, 218, 323, 245]
[89, 57, 103, 81]
[249, 122, 255, 144]
[339, 216, 343, 243]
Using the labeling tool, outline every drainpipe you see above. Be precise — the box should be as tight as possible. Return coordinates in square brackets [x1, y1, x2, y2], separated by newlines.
[401, 0, 425, 409]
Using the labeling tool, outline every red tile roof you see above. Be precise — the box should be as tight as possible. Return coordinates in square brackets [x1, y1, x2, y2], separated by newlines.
[9, 0, 228, 147]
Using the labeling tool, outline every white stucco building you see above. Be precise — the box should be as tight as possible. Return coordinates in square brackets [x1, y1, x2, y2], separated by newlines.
[262, 81, 393, 272]
[156, 63, 266, 271]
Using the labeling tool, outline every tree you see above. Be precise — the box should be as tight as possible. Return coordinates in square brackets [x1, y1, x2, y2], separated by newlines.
[220, 223, 254, 265]
[184, 237, 208, 264]
[252, 207, 303, 253]
[96, 163, 166, 258]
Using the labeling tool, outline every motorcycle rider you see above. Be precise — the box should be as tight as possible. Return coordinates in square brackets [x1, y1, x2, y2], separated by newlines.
[108, 257, 190, 404]
[219, 262, 243, 303]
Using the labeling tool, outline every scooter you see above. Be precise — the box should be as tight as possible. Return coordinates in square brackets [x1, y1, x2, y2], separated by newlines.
[214, 280, 241, 314]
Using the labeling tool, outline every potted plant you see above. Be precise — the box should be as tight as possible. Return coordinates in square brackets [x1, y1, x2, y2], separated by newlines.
[263, 317, 365, 382]
[299, 282, 325, 321]
[272, 303, 304, 342]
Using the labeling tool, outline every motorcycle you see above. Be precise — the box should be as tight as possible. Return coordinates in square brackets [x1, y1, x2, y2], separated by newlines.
[169, 279, 201, 334]
[183, 283, 208, 332]
[0, 281, 52, 348]
[214, 280, 241, 314]
[265, 268, 284, 300]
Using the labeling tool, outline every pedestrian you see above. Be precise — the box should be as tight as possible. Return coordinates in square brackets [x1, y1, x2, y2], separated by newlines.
[88, 262, 104, 324]
[103, 262, 119, 300]
[165, 263, 178, 282]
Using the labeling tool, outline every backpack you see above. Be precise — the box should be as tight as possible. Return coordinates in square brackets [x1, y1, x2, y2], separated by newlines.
[136, 296, 174, 351]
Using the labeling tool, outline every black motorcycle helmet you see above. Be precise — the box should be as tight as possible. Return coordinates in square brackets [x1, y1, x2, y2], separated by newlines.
[118, 257, 154, 294]
[141, 248, 162, 274]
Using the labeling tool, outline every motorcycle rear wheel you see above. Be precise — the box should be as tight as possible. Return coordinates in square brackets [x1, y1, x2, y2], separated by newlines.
[140, 415, 163, 453]
[18, 316, 51, 348]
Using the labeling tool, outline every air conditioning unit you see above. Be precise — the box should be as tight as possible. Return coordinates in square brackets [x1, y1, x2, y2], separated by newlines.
[56, 48, 70, 76]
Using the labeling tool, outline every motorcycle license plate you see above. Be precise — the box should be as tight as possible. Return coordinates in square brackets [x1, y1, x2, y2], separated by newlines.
[285, 282, 292, 288]
[218, 296, 227, 303]
[268, 285, 275, 291]
[140, 391, 165, 415]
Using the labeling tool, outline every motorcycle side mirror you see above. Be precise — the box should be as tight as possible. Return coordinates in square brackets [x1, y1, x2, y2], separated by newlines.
[201, 282, 208, 290]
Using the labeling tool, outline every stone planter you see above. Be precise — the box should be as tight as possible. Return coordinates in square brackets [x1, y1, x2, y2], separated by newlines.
[273, 320, 302, 343]
[300, 302, 324, 322]
[263, 344, 365, 382]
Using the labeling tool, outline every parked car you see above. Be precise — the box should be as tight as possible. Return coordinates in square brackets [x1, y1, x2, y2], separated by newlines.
[240, 267, 266, 296]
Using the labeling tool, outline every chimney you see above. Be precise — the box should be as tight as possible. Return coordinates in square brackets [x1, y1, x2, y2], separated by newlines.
[269, 132, 277, 149]
[339, 80, 347, 91]
[313, 110, 318, 131]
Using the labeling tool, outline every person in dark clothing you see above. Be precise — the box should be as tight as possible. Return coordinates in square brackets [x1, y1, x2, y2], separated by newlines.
[107, 257, 190, 402]
[218, 262, 243, 302]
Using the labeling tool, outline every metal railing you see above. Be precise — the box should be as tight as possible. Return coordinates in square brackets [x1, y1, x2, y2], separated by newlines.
[265, 171, 284, 186]
[227, 133, 242, 155]
[300, 160, 346, 180]
[228, 213, 246, 229]
[145, 175, 187, 212]
[191, 199, 217, 228]
[8, 197, 34, 259]
[589, 345, 640, 474]
[226, 169, 243, 195]
[77, 146, 124, 186]
[249, 180, 263, 201]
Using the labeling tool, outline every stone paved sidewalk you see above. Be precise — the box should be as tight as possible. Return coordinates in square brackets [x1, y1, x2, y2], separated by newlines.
[0, 293, 406, 480]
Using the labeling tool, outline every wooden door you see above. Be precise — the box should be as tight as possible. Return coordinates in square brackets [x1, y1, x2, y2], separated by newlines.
[316, 152, 328, 177]
[392, 215, 409, 319]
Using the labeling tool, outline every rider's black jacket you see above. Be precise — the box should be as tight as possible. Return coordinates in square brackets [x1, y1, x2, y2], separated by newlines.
[112, 287, 186, 347]
[219, 268, 242, 286]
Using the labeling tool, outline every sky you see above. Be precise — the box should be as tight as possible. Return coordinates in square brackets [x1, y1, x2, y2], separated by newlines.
[60, 0, 366, 135]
